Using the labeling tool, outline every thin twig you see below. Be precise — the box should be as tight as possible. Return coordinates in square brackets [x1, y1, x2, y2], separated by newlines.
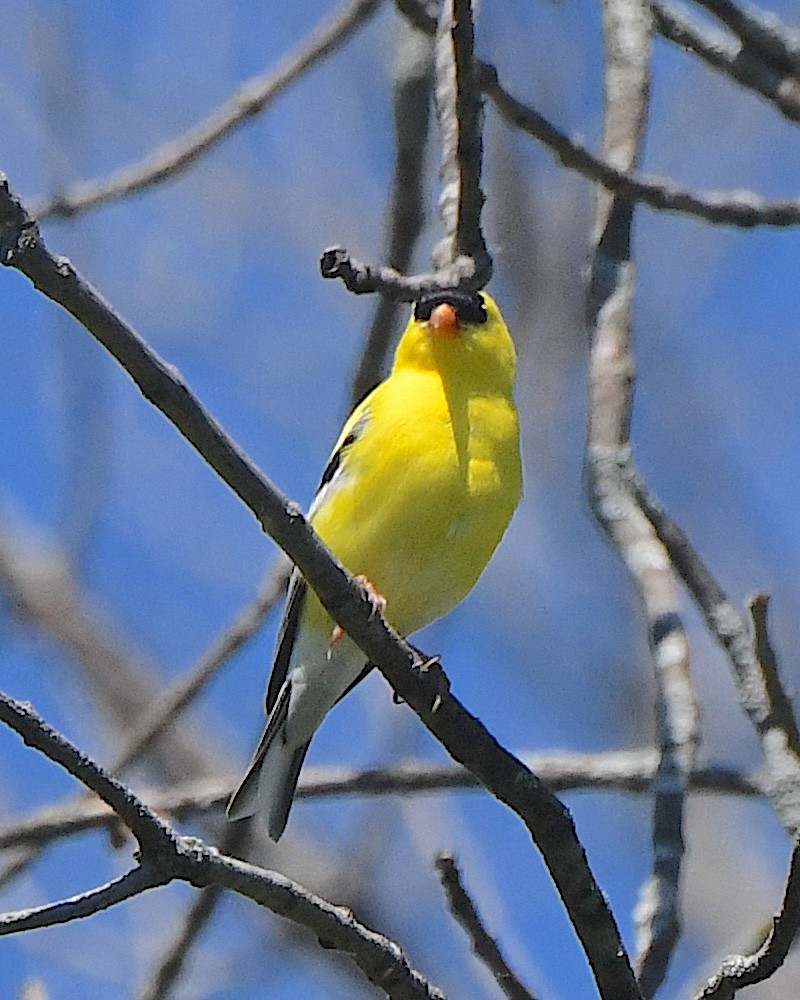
[693, 841, 800, 999]
[435, 853, 538, 1000]
[324, 0, 492, 303]
[431, 0, 491, 281]
[0, 753, 766, 853]
[479, 61, 800, 228]
[652, 0, 800, 123]
[748, 594, 800, 758]
[320, 246, 479, 299]
[0, 690, 446, 1000]
[0, 864, 169, 935]
[691, 0, 800, 78]
[585, 4, 698, 995]
[31, 0, 382, 220]
[0, 176, 641, 1000]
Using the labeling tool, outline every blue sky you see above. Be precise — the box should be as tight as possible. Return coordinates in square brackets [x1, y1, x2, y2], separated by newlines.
[1, 2, 800, 998]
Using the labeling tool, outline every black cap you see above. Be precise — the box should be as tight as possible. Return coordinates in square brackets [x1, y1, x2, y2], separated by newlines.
[413, 291, 487, 325]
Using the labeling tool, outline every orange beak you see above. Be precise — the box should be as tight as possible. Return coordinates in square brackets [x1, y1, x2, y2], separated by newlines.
[428, 302, 459, 337]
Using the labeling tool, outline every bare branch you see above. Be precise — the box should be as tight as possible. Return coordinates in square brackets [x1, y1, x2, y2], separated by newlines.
[0, 690, 447, 1000]
[748, 594, 800, 758]
[652, 0, 800, 123]
[629, 471, 800, 836]
[435, 853, 538, 1000]
[693, 841, 800, 1000]
[320, 245, 478, 299]
[324, 0, 492, 303]
[31, 0, 381, 220]
[184, 848, 449, 1000]
[479, 61, 800, 228]
[0, 864, 168, 936]
[0, 752, 766, 852]
[691, 0, 800, 77]
[432, 0, 491, 281]
[586, 4, 698, 994]
[393, 0, 800, 228]
[0, 693, 175, 853]
[0, 177, 640, 1000]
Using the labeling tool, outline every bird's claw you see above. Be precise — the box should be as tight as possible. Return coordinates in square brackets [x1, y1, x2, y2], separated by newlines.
[417, 654, 449, 713]
[355, 574, 387, 620]
[327, 576, 386, 659]
[326, 623, 345, 660]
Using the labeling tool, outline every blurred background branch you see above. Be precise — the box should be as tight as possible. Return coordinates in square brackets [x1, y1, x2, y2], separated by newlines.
[2, 0, 800, 997]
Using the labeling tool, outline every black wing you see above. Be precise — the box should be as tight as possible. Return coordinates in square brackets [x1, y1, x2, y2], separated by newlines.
[265, 572, 307, 713]
[265, 410, 369, 713]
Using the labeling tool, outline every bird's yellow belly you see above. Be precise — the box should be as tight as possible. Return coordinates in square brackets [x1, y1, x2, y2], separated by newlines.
[309, 377, 521, 638]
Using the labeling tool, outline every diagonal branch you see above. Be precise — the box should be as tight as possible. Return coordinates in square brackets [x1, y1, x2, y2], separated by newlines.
[629, 471, 800, 836]
[652, 0, 800, 124]
[690, 0, 800, 78]
[0, 174, 641, 1000]
[478, 61, 800, 228]
[0, 693, 175, 855]
[693, 841, 800, 1000]
[748, 594, 800, 758]
[435, 853, 537, 1000]
[0, 690, 446, 1000]
[0, 863, 168, 935]
[31, 0, 382, 220]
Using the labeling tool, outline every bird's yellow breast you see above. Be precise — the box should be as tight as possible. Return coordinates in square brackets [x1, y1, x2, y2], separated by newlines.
[308, 364, 521, 637]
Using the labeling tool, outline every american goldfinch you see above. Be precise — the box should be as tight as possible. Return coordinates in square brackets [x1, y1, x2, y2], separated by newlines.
[227, 290, 522, 839]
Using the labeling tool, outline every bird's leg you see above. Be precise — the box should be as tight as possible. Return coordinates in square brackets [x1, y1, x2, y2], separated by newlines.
[327, 575, 387, 659]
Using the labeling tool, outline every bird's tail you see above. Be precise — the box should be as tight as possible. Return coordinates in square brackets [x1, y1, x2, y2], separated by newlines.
[227, 682, 310, 840]
[227, 734, 310, 841]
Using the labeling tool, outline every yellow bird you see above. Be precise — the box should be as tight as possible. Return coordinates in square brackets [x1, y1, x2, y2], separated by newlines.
[228, 290, 522, 839]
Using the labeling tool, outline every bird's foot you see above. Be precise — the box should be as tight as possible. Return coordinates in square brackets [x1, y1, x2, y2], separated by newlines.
[355, 575, 387, 620]
[327, 623, 345, 658]
[327, 575, 386, 659]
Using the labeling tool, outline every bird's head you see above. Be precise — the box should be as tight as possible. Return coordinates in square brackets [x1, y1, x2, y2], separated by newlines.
[394, 290, 517, 393]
